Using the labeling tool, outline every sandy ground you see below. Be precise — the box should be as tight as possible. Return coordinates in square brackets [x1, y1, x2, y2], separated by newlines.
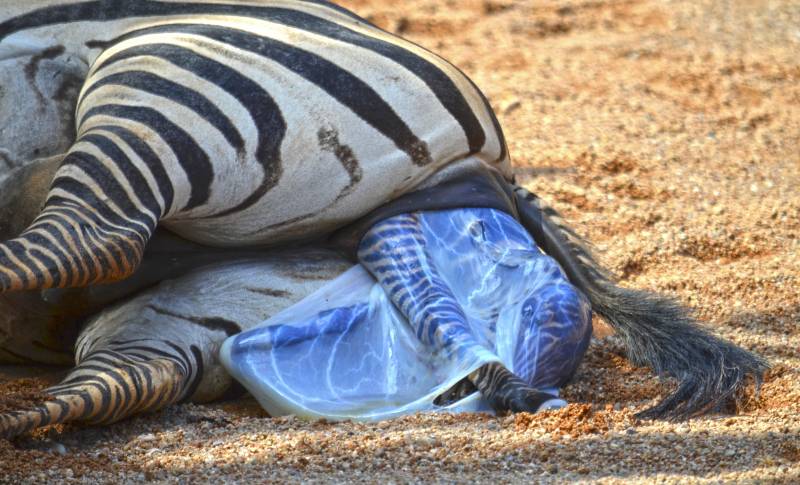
[1, 0, 799, 483]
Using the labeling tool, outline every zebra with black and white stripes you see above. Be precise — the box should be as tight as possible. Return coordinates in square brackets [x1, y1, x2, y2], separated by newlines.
[0, 156, 359, 438]
[0, 0, 766, 437]
[1, 0, 508, 274]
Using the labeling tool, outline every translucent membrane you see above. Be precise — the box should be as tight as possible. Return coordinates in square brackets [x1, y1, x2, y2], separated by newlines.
[220, 208, 591, 420]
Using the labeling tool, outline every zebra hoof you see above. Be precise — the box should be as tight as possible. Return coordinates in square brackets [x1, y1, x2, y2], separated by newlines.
[500, 388, 564, 415]
[536, 398, 568, 412]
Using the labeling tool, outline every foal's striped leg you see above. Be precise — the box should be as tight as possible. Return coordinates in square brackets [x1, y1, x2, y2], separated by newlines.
[357, 212, 563, 414]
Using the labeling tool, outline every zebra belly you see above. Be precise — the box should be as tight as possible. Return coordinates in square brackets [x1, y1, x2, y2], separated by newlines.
[162, 156, 498, 247]
[77, 249, 353, 402]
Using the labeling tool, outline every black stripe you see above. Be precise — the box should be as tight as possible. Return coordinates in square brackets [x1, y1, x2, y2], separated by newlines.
[79, 104, 213, 210]
[126, 362, 144, 408]
[1, 1, 485, 155]
[32, 212, 95, 284]
[52, 374, 96, 387]
[53, 378, 114, 420]
[94, 124, 176, 214]
[49, 195, 147, 249]
[46, 183, 140, 271]
[263, 10, 488, 155]
[27, 248, 63, 287]
[78, 359, 122, 371]
[79, 131, 162, 220]
[78, 381, 111, 420]
[122, 352, 151, 361]
[89, 348, 146, 363]
[95, 43, 286, 217]
[245, 287, 291, 298]
[82, 71, 245, 157]
[53, 152, 154, 236]
[51, 398, 72, 423]
[74, 389, 97, 421]
[49, 388, 95, 420]
[3, 240, 38, 287]
[108, 338, 162, 345]
[163, 341, 193, 379]
[107, 344, 187, 367]
[0, 1, 361, 40]
[32, 403, 55, 427]
[35, 206, 115, 282]
[82, 363, 133, 410]
[146, 304, 241, 336]
[24, 225, 86, 286]
[180, 344, 204, 403]
[137, 361, 155, 410]
[111, 23, 432, 166]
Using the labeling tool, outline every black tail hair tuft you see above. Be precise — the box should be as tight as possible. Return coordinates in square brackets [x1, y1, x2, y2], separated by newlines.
[513, 185, 768, 420]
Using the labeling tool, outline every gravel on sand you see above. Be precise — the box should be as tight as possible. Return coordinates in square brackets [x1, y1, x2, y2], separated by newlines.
[1, 0, 798, 482]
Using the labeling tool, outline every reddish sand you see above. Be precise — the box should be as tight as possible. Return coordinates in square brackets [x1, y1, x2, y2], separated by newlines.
[1, 1, 798, 482]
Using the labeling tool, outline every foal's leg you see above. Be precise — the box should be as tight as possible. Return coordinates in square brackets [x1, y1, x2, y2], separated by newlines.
[358, 212, 567, 414]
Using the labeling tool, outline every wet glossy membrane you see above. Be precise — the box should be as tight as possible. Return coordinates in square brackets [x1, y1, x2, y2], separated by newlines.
[221, 208, 591, 420]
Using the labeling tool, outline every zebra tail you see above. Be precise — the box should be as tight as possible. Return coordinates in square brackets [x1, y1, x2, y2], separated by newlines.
[0, 352, 186, 440]
[512, 185, 769, 420]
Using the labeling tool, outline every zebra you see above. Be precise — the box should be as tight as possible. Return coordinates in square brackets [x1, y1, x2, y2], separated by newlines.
[0, 158, 585, 437]
[0, 0, 767, 431]
[0, 157, 354, 437]
[0, 251, 356, 440]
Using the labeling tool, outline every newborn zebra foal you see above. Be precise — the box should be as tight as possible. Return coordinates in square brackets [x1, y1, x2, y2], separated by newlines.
[0, 0, 766, 427]
[357, 209, 592, 413]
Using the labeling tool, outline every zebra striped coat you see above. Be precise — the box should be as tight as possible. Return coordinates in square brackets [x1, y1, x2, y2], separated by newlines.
[0, 155, 360, 438]
[1, 1, 508, 263]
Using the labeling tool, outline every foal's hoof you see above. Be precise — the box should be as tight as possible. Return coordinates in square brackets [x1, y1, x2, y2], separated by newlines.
[471, 362, 567, 415]
[504, 387, 566, 414]
[537, 398, 568, 411]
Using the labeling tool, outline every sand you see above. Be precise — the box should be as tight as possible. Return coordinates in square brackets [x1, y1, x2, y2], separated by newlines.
[1, 0, 798, 482]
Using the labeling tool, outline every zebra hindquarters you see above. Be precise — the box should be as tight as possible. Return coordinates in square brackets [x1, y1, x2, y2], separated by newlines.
[0, 250, 353, 439]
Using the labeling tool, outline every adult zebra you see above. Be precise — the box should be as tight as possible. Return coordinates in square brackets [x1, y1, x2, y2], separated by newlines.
[0, 0, 766, 427]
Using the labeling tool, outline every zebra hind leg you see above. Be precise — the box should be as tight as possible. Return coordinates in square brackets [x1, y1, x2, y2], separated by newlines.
[0, 348, 189, 440]
[0, 147, 161, 293]
[357, 212, 565, 414]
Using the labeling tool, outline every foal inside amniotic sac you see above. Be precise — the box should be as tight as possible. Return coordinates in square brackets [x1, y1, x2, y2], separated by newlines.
[222, 207, 593, 419]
